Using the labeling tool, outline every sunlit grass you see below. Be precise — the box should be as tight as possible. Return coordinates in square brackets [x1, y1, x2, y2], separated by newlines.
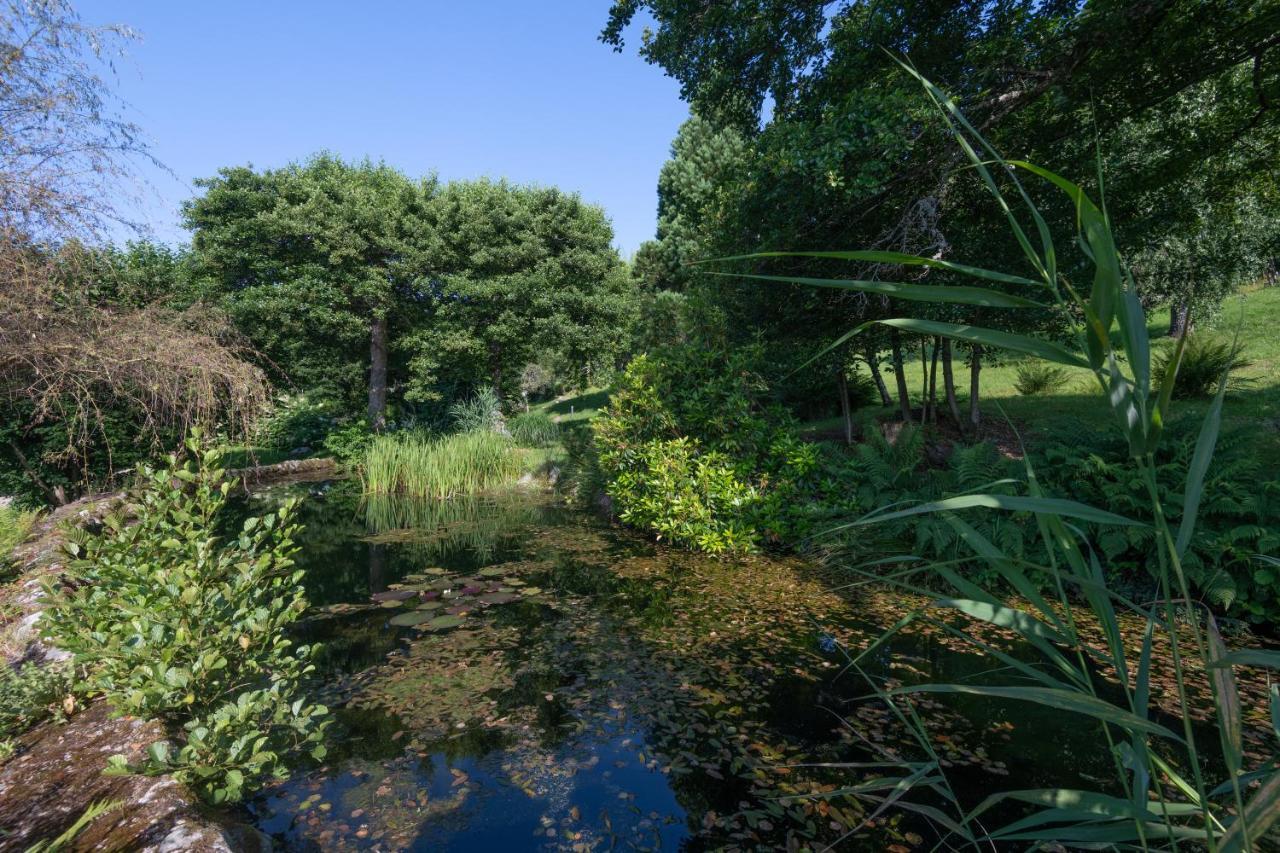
[362, 431, 523, 499]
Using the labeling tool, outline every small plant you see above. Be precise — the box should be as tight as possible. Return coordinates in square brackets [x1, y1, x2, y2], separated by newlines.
[0, 502, 37, 578]
[449, 387, 506, 434]
[40, 433, 329, 804]
[1013, 360, 1070, 395]
[362, 430, 522, 499]
[321, 418, 374, 463]
[509, 411, 560, 447]
[0, 661, 73, 742]
[1154, 333, 1252, 399]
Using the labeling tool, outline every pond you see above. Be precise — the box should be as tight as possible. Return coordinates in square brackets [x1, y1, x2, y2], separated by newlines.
[238, 479, 1271, 851]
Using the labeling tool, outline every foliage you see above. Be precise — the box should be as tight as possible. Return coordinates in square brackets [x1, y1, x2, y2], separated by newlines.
[0, 502, 37, 574]
[508, 412, 560, 448]
[0, 244, 270, 507]
[449, 387, 505, 435]
[39, 436, 328, 803]
[592, 346, 821, 551]
[362, 431, 522, 500]
[0, 661, 73, 742]
[254, 394, 336, 452]
[748, 71, 1280, 848]
[1154, 333, 1253, 399]
[0, 0, 152, 239]
[24, 799, 124, 853]
[321, 419, 375, 464]
[1013, 361, 1071, 396]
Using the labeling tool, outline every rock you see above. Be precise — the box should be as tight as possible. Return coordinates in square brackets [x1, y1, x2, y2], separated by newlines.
[0, 704, 265, 851]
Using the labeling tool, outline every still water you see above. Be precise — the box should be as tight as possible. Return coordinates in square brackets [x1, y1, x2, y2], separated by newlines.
[239, 479, 1129, 851]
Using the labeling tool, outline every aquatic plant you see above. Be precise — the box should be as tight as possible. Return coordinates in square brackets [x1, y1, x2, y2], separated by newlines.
[40, 434, 329, 804]
[362, 430, 523, 499]
[720, 65, 1280, 849]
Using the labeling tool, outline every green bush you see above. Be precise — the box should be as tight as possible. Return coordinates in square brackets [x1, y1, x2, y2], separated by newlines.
[0, 661, 73, 743]
[0, 502, 38, 578]
[1153, 333, 1252, 398]
[255, 393, 335, 451]
[321, 418, 374, 463]
[509, 411, 560, 447]
[592, 346, 821, 551]
[1013, 361, 1070, 395]
[449, 387, 505, 434]
[362, 430, 522, 499]
[39, 435, 329, 804]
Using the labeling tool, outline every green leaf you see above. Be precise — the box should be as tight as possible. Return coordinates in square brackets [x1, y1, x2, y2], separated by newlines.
[704, 271, 1045, 308]
[697, 249, 1043, 286]
[877, 319, 1090, 368]
[1220, 771, 1280, 852]
[1207, 614, 1243, 773]
[843, 493, 1144, 530]
[1177, 360, 1229, 557]
[885, 684, 1183, 742]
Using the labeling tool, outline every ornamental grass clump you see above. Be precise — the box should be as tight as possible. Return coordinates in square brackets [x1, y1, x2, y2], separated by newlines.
[39, 433, 328, 804]
[362, 430, 523, 499]
[714, 63, 1280, 850]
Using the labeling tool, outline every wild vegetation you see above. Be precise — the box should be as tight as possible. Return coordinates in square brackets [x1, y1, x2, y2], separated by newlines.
[0, 0, 1277, 848]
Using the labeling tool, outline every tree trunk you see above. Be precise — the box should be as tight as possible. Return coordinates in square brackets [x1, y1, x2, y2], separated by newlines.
[968, 344, 983, 432]
[489, 343, 503, 393]
[865, 343, 892, 406]
[1169, 301, 1191, 338]
[919, 341, 929, 414]
[926, 337, 940, 424]
[889, 329, 913, 423]
[836, 370, 853, 445]
[368, 314, 388, 431]
[941, 338, 963, 429]
[7, 439, 66, 505]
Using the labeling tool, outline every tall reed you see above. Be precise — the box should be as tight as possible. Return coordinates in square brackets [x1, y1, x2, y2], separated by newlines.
[362, 431, 522, 499]
[715, 63, 1280, 849]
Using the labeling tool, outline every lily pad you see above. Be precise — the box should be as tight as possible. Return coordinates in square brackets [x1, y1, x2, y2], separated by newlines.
[371, 589, 417, 603]
[479, 592, 520, 605]
[427, 614, 465, 631]
[388, 610, 436, 627]
[423, 567, 447, 575]
[478, 567, 505, 577]
[416, 601, 444, 611]
[520, 587, 543, 596]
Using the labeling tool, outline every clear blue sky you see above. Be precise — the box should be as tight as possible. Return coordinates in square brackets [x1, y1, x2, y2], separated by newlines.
[78, 1, 687, 257]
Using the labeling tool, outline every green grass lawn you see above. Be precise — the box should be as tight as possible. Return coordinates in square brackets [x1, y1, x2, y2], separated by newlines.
[807, 286, 1280, 462]
[531, 387, 610, 425]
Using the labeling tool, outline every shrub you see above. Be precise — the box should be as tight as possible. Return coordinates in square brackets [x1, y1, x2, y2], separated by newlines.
[449, 387, 505, 434]
[1153, 333, 1253, 398]
[321, 418, 374, 463]
[39, 435, 329, 804]
[609, 437, 760, 552]
[254, 394, 335, 451]
[362, 430, 522, 499]
[509, 411, 560, 447]
[0, 661, 73, 743]
[1013, 361, 1070, 395]
[592, 346, 820, 551]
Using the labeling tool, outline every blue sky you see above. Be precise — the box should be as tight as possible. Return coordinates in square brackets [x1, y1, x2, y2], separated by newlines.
[78, 1, 687, 257]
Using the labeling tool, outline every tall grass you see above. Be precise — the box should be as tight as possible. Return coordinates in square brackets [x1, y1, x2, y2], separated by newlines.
[718, 64, 1280, 849]
[509, 411, 560, 447]
[362, 431, 522, 499]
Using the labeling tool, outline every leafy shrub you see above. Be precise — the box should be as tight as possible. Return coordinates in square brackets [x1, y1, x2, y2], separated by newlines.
[362, 430, 522, 499]
[1153, 333, 1252, 398]
[592, 346, 820, 551]
[255, 393, 334, 451]
[321, 418, 374, 463]
[449, 387, 505, 434]
[509, 412, 560, 447]
[40, 435, 329, 804]
[0, 661, 73, 742]
[1013, 361, 1070, 395]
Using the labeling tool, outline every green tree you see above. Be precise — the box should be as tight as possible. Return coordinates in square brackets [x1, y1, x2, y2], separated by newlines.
[402, 179, 635, 401]
[184, 154, 437, 429]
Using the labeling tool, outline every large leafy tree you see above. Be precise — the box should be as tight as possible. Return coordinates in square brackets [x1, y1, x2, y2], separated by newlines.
[402, 179, 635, 402]
[185, 155, 437, 429]
[606, 0, 1280, 423]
